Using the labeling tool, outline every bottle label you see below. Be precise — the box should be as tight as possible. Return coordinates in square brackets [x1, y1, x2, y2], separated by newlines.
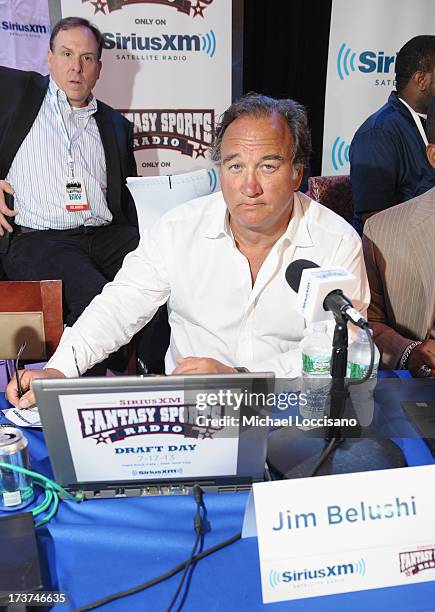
[302, 353, 330, 376]
[347, 362, 377, 379]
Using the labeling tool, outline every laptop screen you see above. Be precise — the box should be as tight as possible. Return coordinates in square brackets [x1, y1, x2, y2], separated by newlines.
[33, 373, 274, 493]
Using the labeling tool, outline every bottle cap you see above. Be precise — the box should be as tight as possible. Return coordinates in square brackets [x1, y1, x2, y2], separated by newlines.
[356, 327, 373, 341]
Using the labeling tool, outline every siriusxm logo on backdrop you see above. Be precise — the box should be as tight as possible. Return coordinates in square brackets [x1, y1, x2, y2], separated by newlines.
[1, 21, 50, 34]
[337, 43, 396, 81]
[103, 29, 216, 57]
[268, 559, 366, 588]
[331, 136, 350, 171]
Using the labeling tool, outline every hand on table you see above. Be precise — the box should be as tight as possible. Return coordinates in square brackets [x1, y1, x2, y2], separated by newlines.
[408, 340, 435, 378]
[172, 356, 238, 375]
[6, 368, 66, 408]
[0, 180, 16, 236]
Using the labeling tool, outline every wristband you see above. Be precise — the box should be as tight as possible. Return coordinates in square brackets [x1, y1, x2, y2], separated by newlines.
[399, 341, 422, 369]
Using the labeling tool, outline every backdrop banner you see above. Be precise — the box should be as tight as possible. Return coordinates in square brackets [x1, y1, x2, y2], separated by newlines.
[58, 0, 232, 187]
[323, 0, 435, 175]
[0, 0, 50, 73]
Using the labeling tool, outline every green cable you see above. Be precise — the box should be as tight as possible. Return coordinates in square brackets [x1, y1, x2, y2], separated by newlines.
[35, 492, 60, 528]
[0, 461, 83, 502]
[31, 485, 53, 518]
[0, 461, 83, 528]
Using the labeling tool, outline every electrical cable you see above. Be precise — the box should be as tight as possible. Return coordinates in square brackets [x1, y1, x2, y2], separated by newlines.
[166, 485, 205, 612]
[0, 461, 82, 528]
[166, 531, 201, 612]
[0, 461, 82, 502]
[31, 484, 53, 517]
[35, 489, 60, 528]
[73, 531, 242, 612]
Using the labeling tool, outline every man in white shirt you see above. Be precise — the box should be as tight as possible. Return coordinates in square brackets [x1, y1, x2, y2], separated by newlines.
[7, 93, 370, 408]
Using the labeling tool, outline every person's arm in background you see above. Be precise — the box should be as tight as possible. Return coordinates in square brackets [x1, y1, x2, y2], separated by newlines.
[350, 128, 401, 230]
[362, 222, 435, 376]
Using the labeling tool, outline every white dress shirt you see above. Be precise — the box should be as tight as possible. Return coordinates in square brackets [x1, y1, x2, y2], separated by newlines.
[47, 191, 370, 377]
[6, 78, 111, 230]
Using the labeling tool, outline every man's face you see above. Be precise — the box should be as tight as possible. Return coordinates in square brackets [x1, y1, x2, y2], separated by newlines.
[47, 27, 101, 107]
[220, 113, 303, 234]
[425, 67, 435, 106]
[426, 142, 435, 167]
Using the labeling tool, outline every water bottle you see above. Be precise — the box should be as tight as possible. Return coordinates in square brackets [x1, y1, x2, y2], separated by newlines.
[347, 328, 380, 427]
[300, 322, 332, 422]
[347, 328, 380, 380]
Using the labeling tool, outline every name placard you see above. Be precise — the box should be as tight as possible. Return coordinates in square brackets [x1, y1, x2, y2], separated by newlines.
[246, 465, 435, 603]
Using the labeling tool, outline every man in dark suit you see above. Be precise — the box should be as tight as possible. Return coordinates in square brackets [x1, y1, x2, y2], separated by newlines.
[363, 101, 435, 378]
[0, 17, 139, 346]
[350, 35, 435, 234]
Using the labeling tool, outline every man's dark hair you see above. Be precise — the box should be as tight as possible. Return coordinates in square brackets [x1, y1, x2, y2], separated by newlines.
[395, 35, 435, 92]
[210, 92, 312, 169]
[50, 17, 104, 60]
[426, 101, 435, 144]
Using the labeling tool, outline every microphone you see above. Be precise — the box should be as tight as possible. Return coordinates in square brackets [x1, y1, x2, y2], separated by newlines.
[285, 259, 368, 328]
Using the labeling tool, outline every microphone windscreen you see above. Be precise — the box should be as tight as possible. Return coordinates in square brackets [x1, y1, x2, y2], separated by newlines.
[285, 259, 320, 292]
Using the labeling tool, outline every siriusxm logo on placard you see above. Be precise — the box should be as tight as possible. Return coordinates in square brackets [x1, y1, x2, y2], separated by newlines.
[1, 21, 50, 34]
[103, 29, 216, 57]
[268, 559, 366, 588]
[337, 43, 396, 80]
[331, 136, 350, 171]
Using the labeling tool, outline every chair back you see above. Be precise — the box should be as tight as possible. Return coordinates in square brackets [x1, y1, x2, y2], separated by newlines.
[0, 280, 63, 360]
[306, 175, 353, 222]
[126, 169, 214, 235]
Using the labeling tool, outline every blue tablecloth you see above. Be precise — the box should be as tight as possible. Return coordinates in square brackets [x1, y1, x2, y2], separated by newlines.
[1, 376, 435, 611]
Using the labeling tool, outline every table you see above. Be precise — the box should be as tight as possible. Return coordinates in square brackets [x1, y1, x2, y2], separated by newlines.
[1, 375, 435, 611]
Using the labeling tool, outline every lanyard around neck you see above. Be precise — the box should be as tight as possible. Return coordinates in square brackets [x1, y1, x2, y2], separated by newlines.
[48, 87, 92, 177]
[398, 97, 428, 146]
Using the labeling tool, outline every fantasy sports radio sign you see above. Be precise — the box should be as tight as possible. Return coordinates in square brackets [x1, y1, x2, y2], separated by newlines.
[58, 0, 231, 178]
[77, 402, 225, 443]
[322, 0, 435, 175]
[120, 108, 213, 157]
[59, 390, 238, 482]
[82, 0, 215, 19]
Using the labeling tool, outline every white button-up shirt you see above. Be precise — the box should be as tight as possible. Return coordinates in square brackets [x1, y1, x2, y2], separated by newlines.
[47, 191, 370, 377]
[7, 78, 111, 230]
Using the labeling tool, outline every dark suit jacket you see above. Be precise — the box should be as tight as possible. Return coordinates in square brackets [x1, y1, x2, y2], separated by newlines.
[0, 66, 138, 252]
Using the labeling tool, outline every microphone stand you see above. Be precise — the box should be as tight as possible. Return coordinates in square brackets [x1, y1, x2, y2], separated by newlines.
[326, 312, 350, 443]
[267, 314, 406, 479]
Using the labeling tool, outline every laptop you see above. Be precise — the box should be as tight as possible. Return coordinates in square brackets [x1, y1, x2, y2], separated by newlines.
[33, 373, 274, 498]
